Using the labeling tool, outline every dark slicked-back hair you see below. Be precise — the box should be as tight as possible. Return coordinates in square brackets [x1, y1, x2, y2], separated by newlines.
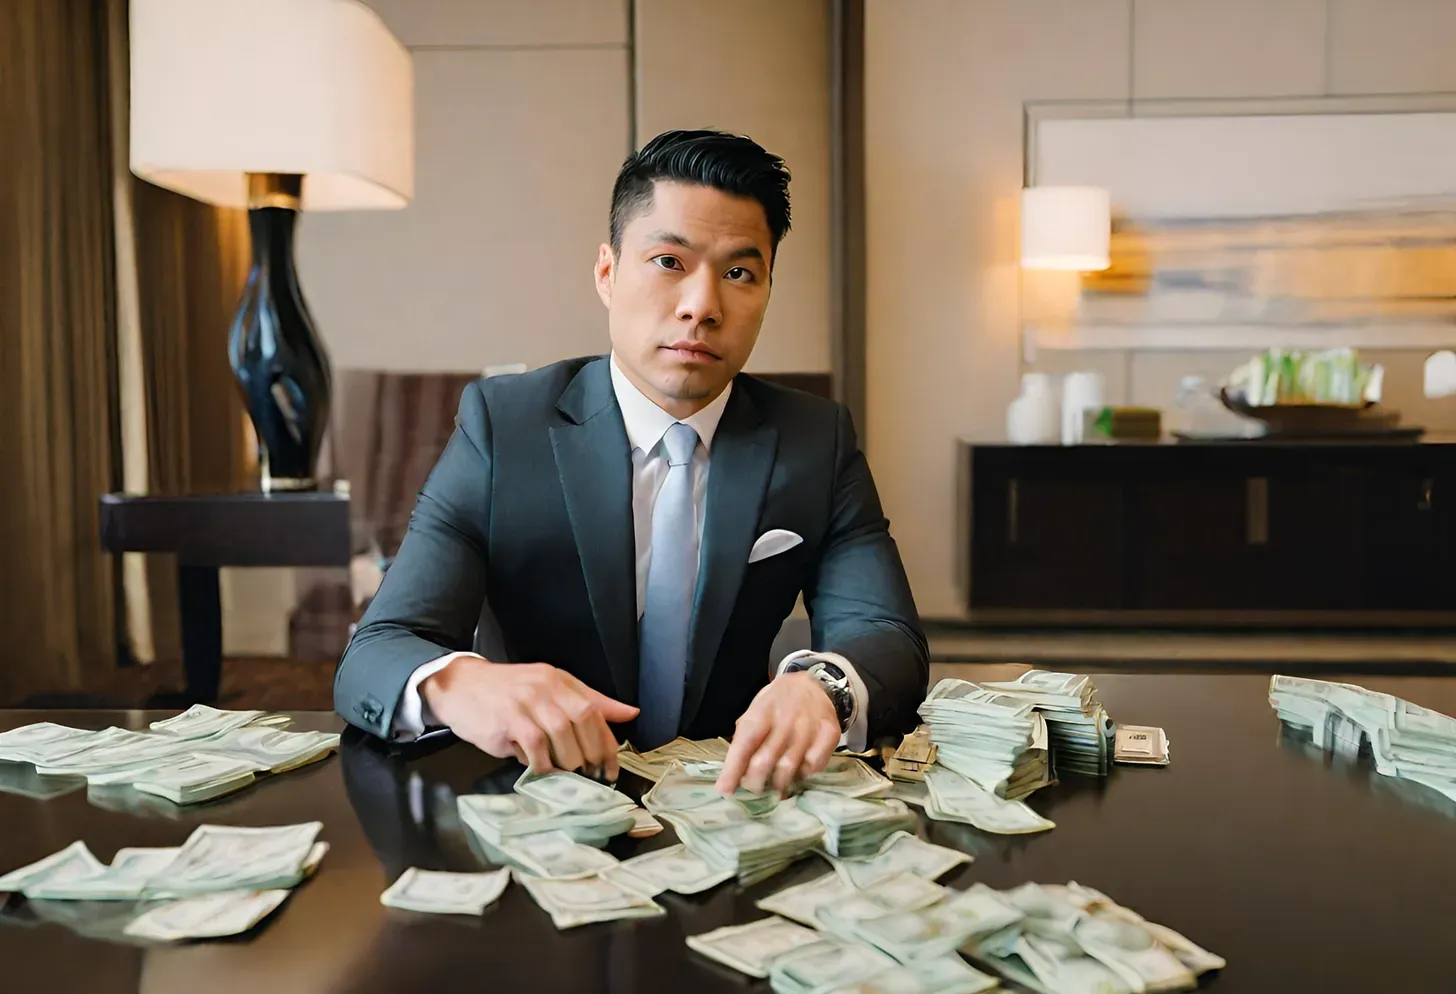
[609, 129, 792, 263]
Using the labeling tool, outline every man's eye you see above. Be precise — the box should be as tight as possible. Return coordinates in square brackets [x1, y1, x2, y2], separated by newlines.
[653, 256, 683, 271]
[726, 267, 754, 282]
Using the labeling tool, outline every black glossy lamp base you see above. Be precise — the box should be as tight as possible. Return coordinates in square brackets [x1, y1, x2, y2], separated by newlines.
[230, 173, 332, 492]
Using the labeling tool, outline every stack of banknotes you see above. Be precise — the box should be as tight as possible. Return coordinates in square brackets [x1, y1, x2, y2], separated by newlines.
[969, 881, 1225, 993]
[617, 735, 733, 781]
[0, 822, 327, 941]
[918, 679, 1052, 800]
[691, 842, 1224, 994]
[455, 768, 671, 926]
[977, 671, 1117, 777]
[1269, 674, 1456, 802]
[643, 762, 829, 886]
[0, 705, 340, 805]
[446, 750, 921, 927]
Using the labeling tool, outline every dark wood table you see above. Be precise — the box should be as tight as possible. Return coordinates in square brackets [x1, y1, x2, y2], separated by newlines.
[2, 670, 1454, 992]
[98, 492, 352, 703]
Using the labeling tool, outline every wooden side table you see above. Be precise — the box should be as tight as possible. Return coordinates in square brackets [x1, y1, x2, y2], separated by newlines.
[99, 492, 352, 704]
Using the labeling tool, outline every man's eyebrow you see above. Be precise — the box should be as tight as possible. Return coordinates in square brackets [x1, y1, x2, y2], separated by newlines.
[646, 230, 695, 251]
[726, 245, 766, 264]
[644, 232, 766, 265]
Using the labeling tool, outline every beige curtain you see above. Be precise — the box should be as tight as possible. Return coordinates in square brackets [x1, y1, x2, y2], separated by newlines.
[0, 0, 124, 702]
[0, 0, 253, 703]
[107, 0, 253, 665]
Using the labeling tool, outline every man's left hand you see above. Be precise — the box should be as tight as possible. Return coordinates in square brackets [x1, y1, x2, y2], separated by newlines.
[716, 672, 841, 796]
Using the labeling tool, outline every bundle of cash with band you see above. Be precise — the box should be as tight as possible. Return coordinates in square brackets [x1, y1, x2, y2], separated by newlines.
[616, 736, 731, 782]
[1270, 674, 1456, 802]
[1114, 725, 1171, 766]
[0, 706, 338, 805]
[979, 671, 1116, 777]
[884, 725, 937, 782]
[380, 867, 510, 915]
[917, 679, 1050, 800]
[794, 790, 916, 859]
[459, 768, 638, 870]
[966, 880, 1224, 993]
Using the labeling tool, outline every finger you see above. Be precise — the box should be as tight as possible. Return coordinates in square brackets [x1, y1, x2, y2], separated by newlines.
[800, 721, 841, 778]
[559, 689, 612, 773]
[742, 721, 793, 794]
[534, 702, 587, 772]
[718, 714, 771, 795]
[580, 685, 640, 724]
[773, 726, 813, 795]
[512, 717, 555, 773]
[596, 714, 622, 782]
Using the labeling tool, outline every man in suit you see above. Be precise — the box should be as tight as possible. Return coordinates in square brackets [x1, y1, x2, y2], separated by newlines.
[335, 129, 927, 796]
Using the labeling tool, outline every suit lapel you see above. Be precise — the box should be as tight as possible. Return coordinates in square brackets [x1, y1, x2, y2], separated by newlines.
[549, 360, 639, 703]
[682, 384, 779, 728]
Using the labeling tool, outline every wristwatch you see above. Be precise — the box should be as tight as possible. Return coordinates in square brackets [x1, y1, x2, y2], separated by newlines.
[785, 657, 855, 732]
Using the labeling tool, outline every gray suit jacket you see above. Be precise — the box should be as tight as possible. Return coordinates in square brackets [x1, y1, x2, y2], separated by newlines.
[334, 356, 928, 743]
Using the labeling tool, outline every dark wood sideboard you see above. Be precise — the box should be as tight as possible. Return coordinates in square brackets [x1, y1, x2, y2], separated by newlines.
[959, 439, 1456, 621]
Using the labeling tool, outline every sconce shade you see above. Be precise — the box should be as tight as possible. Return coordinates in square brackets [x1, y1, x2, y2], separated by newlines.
[1020, 186, 1110, 271]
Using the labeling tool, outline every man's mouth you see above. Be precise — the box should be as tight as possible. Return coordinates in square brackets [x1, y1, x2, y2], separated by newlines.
[661, 341, 721, 363]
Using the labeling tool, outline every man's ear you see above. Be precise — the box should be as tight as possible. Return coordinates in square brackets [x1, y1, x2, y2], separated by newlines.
[593, 243, 615, 309]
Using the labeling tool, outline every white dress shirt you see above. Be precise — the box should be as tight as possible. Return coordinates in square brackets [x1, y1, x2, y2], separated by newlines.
[393, 354, 869, 749]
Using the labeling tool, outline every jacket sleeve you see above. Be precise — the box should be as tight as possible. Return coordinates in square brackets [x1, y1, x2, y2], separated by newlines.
[333, 381, 493, 737]
[802, 404, 930, 743]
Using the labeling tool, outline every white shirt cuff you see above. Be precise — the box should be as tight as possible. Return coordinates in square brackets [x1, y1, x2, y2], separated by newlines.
[393, 652, 477, 742]
[776, 650, 870, 753]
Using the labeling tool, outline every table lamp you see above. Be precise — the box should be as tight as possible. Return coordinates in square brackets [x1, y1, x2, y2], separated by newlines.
[129, 0, 414, 492]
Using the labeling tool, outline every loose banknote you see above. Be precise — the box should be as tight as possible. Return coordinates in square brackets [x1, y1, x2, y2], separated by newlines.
[686, 915, 822, 978]
[514, 870, 665, 929]
[823, 830, 972, 889]
[124, 888, 291, 941]
[380, 867, 510, 915]
[602, 843, 734, 896]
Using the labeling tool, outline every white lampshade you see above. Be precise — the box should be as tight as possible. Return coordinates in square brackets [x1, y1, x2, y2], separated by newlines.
[130, 0, 414, 211]
[1020, 186, 1110, 271]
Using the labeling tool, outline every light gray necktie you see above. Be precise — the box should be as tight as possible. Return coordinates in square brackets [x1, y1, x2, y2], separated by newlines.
[637, 421, 700, 749]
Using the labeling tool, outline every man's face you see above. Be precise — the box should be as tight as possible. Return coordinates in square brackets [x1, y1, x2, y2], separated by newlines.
[594, 181, 773, 417]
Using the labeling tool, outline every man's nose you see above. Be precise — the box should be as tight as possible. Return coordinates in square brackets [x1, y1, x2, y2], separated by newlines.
[675, 268, 722, 327]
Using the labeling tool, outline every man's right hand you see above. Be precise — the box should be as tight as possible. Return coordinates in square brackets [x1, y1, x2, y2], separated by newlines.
[421, 656, 638, 779]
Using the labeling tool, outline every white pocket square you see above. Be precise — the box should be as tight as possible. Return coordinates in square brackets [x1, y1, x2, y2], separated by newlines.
[748, 529, 803, 564]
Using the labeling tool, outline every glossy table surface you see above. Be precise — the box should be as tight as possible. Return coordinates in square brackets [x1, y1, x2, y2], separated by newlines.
[3, 670, 1455, 993]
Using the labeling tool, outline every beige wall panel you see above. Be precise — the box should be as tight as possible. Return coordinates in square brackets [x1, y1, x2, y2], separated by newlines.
[298, 48, 631, 373]
[1132, 0, 1326, 99]
[634, 0, 831, 374]
[865, 0, 1130, 617]
[1328, 0, 1456, 95]
[362, 0, 628, 48]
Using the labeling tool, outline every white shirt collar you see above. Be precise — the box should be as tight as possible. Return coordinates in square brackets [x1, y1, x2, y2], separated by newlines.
[609, 352, 733, 455]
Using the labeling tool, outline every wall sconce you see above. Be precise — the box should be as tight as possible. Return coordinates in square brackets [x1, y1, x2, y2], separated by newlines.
[1020, 186, 1111, 271]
